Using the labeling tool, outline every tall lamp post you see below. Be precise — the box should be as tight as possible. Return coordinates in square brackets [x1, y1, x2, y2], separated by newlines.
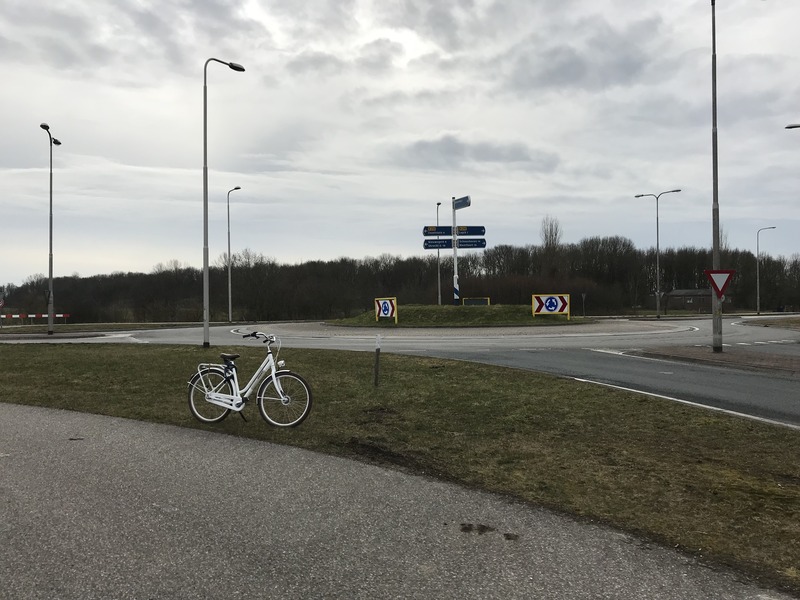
[710, 0, 723, 352]
[436, 201, 442, 305]
[226, 186, 241, 323]
[635, 189, 681, 318]
[40, 123, 61, 336]
[203, 57, 245, 347]
[756, 226, 776, 315]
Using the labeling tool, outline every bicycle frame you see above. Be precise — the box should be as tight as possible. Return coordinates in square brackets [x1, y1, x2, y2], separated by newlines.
[194, 342, 287, 412]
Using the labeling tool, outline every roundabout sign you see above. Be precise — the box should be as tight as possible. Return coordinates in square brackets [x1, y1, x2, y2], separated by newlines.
[532, 294, 571, 320]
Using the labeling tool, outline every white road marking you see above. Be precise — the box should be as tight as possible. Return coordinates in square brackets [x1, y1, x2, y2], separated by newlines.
[573, 378, 800, 431]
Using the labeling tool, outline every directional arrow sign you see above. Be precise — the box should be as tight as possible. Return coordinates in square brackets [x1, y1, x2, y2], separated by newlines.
[533, 294, 570, 315]
[423, 226, 452, 236]
[704, 269, 736, 299]
[457, 225, 486, 236]
[375, 298, 396, 318]
[424, 239, 453, 249]
[424, 225, 485, 236]
[457, 238, 486, 249]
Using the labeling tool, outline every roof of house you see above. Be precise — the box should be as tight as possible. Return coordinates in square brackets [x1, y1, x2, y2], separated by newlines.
[667, 289, 712, 297]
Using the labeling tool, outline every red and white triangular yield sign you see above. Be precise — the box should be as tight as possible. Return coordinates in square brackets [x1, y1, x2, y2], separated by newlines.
[704, 269, 736, 299]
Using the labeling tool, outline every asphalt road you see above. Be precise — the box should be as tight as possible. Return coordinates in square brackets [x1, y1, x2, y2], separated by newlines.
[411, 347, 800, 427]
[1, 402, 794, 600]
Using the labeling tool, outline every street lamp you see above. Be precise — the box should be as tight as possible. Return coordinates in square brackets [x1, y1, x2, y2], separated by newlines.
[635, 189, 681, 319]
[203, 57, 245, 347]
[40, 123, 61, 336]
[756, 226, 776, 315]
[710, 0, 723, 352]
[436, 201, 442, 305]
[227, 186, 241, 323]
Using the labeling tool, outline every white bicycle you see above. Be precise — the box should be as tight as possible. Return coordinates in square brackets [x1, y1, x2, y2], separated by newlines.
[187, 331, 312, 427]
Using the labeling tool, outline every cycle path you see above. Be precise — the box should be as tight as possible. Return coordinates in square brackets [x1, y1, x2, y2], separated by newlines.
[0, 403, 792, 600]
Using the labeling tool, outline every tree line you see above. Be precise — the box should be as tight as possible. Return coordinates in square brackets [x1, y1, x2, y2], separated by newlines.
[2, 234, 798, 323]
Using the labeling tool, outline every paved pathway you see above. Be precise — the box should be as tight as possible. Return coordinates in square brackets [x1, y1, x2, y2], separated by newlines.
[1, 403, 793, 599]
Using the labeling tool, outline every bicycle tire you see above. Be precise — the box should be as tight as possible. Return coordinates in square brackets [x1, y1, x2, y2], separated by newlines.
[188, 367, 233, 423]
[257, 371, 312, 427]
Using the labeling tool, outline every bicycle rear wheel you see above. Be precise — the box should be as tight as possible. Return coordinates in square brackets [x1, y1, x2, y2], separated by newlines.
[188, 368, 232, 423]
[257, 372, 312, 427]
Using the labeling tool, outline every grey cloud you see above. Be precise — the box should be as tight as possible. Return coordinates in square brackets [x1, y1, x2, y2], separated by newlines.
[372, 0, 479, 52]
[286, 51, 347, 76]
[258, 0, 358, 43]
[409, 51, 470, 74]
[497, 15, 661, 94]
[286, 38, 404, 79]
[359, 88, 449, 109]
[356, 38, 404, 74]
[0, 0, 269, 78]
[391, 134, 559, 171]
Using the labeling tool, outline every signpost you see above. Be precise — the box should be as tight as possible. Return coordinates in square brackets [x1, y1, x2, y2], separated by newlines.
[422, 197, 486, 305]
[452, 196, 469, 305]
[532, 294, 571, 320]
[423, 226, 451, 236]
[453, 196, 471, 210]
[457, 225, 485, 236]
[423, 225, 486, 237]
[424, 239, 453, 250]
[705, 270, 735, 300]
[374, 297, 398, 324]
[457, 238, 486, 249]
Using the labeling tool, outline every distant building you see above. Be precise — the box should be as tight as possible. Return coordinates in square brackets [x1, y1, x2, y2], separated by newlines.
[665, 289, 733, 313]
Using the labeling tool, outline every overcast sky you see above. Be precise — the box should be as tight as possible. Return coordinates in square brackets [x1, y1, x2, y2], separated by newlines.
[2, 0, 800, 287]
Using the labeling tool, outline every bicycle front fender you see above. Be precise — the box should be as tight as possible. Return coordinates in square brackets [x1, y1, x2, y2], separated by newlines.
[255, 369, 293, 397]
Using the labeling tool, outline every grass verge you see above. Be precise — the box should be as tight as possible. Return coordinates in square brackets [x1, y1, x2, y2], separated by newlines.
[1, 343, 798, 593]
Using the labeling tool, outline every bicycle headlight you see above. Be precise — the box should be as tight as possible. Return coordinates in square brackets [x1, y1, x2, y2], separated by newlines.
[277, 360, 285, 369]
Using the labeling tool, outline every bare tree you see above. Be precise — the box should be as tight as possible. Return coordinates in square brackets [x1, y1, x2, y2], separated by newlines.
[540, 215, 562, 249]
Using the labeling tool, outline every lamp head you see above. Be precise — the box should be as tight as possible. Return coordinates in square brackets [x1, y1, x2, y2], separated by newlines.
[787, 124, 800, 130]
[40, 123, 50, 131]
[437, 202, 441, 206]
[233, 186, 241, 191]
[634, 194, 645, 198]
[668, 188, 682, 193]
[228, 62, 245, 72]
[52, 138, 61, 146]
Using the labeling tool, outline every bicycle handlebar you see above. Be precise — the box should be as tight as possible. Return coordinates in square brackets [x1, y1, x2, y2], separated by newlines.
[242, 331, 277, 344]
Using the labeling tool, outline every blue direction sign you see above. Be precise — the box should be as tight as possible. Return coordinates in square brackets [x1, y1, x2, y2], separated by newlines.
[453, 195, 471, 210]
[423, 226, 452, 236]
[457, 225, 486, 236]
[423, 225, 486, 236]
[457, 238, 486, 249]
[423, 239, 453, 249]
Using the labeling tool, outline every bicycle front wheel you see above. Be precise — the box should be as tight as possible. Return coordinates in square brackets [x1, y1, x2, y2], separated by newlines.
[188, 368, 232, 424]
[257, 372, 312, 427]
